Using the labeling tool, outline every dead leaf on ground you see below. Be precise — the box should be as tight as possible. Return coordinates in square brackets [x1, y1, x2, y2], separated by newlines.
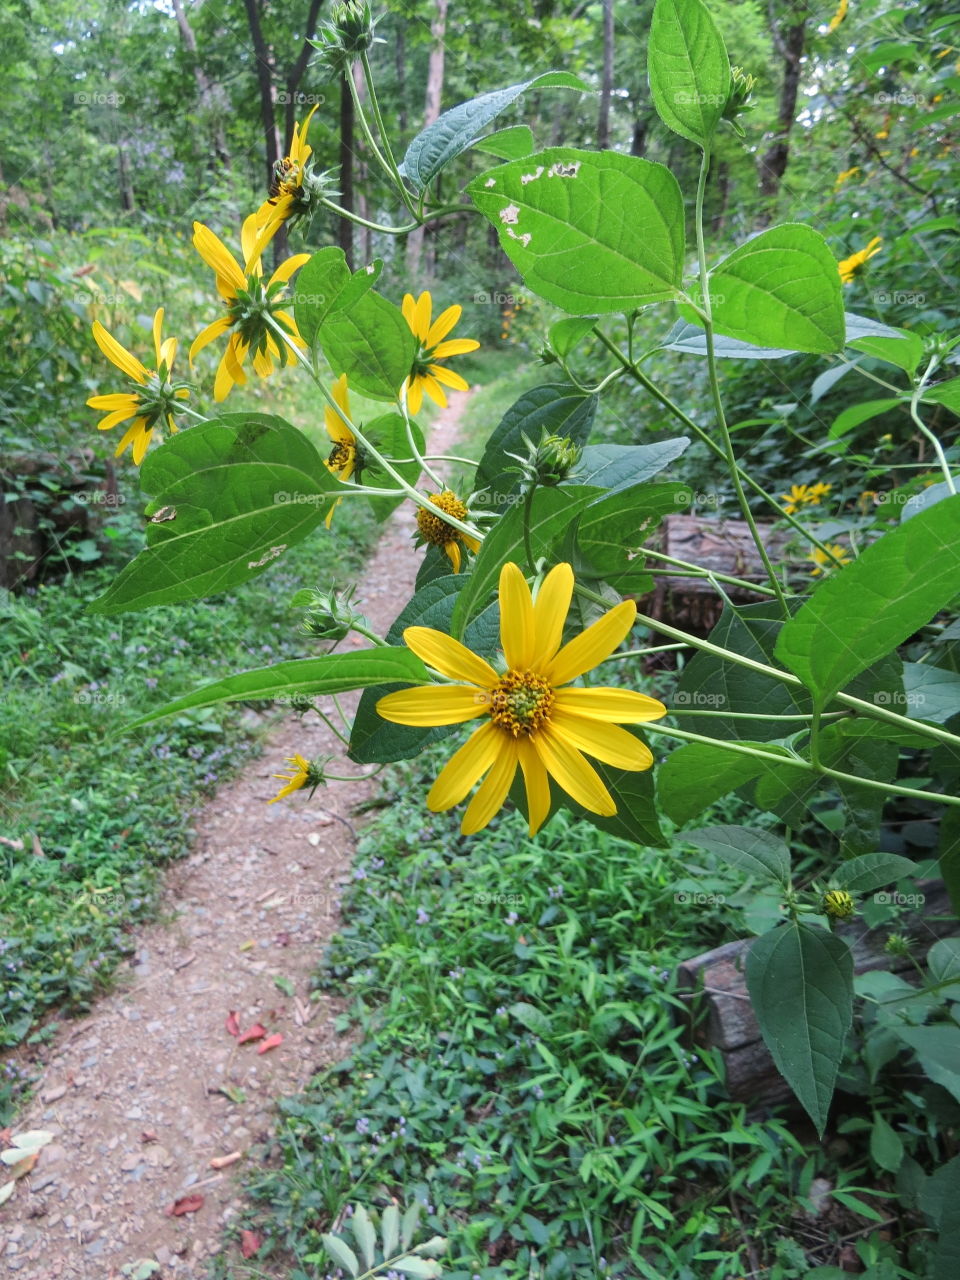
[209, 1151, 242, 1169]
[236, 1023, 266, 1045]
[225, 1011, 241, 1037]
[240, 1229, 262, 1258]
[141, 1130, 158, 1144]
[257, 1033, 284, 1054]
[165, 1193, 205, 1217]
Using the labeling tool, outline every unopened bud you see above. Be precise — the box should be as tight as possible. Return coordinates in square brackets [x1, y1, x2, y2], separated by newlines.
[822, 889, 856, 920]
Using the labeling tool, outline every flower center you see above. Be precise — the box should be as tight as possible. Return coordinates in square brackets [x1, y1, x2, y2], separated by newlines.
[489, 670, 554, 737]
[327, 441, 354, 474]
[416, 491, 468, 547]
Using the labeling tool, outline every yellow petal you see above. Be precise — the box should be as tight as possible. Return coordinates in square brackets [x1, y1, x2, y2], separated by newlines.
[550, 712, 654, 770]
[189, 314, 232, 364]
[413, 291, 432, 341]
[324, 495, 342, 529]
[517, 737, 551, 836]
[402, 627, 498, 687]
[252, 344, 274, 377]
[152, 308, 164, 366]
[159, 336, 178, 370]
[498, 562, 535, 669]
[431, 337, 480, 359]
[461, 739, 518, 834]
[87, 392, 141, 411]
[545, 600, 637, 687]
[428, 364, 469, 391]
[426, 303, 462, 348]
[96, 406, 138, 432]
[421, 375, 448, 408]
[531, 563, 574, 668]
[269, 252, 311, 288]
[446, 540, 462, 573]
[192, 222, 245, 294]
[534, 730, 616, 816]
[406, 376, 424, 415]
[427, 721, 500, 810]
[553, 686, 667, 723]
[92, 322, 148, 385]
[376, 684, 488, 726]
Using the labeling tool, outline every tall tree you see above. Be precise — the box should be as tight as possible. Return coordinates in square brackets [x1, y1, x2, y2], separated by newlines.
[171, 0, 231, 169]
[756, 0, 808, 219]
[406, 0, 447, 280]
[598, 0, 614, 149]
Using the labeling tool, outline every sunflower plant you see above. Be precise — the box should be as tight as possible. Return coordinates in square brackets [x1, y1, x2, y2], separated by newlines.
[80, 0, 960, 1176]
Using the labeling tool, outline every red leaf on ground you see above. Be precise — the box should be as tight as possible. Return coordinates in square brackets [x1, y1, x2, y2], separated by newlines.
[225, 1010, 241, 1037]
[236, 1023, 266, 1045]
[141, 1130, 158, 1144]
[257, 1033, 283, 1054]
[166, 1194, 204, 1216]
[240, 1229, 263, 1258]
[274, 931, 291, 947]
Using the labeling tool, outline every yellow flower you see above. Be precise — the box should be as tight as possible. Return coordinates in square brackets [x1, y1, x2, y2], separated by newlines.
[780, 482, 830, 514]
[87, 307, 189, 465]
[809, 481, 832, 502]
[835, 166, 859, 186]
[838, 236, 882, 283]
[827, 0, 848, 34]
[401, 291, 479, 414]
[189, 214, 309, 402]
[415, 490, 481, 573]
[323, 373, 356, 529]
[377, 561, 667, 836]
[254, 105, 320, 248]
[810, 543, 852, 575]
[268, 753, 326, 803]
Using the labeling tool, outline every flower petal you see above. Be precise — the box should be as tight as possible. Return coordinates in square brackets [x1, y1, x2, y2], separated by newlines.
[517, 737, 551, 836]
[533, 730, 616, 816]
[531, 562, 574, 668]
[550, 711, 654, 770]
[545, 600, 637, 687]
[269, 252, 310, 288]
[402, 627, 498, 687]
[498, 562, 535, 669]
[406, 376, 424, 415]
[189, 314, 232, 364]
[87, 392, 140, 411]
[96, 406, 139, 432]
[192, 222, 245, 294]
[420, 375, 448, 408]
[552, 687, 667, 723]
[376, 685, 488, 726]
[152, 308, 164, 367]
[426, 303, 462, 348]
[92, 322, 149, 385]
[445, 540, 462, 573]
[427, 721, 500, 811]
[428, 364, 469, 391]
[431, 337, 480, 359]
[462, 739, 518, 834]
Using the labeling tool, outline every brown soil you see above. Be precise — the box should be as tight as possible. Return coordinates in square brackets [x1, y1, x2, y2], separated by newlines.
[0, 392, 473, 1279]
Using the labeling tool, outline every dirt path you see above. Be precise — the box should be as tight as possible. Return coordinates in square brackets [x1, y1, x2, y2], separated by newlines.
[0, 393, 473, 1279]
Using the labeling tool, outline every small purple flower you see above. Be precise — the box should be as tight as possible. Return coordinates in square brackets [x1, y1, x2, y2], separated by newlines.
[505, 911, 518, 926]
[416, 907, 430, 925]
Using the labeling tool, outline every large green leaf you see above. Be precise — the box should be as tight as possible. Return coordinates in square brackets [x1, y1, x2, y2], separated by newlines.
[400, 73, 587, 192]
[474, 384, 598, 502]
[890, 1026, 960, 1107]
[89, 416, 338, 615]
[648, 0, 731, 148]
[566, 743, 666, 848]
[837, 852, 918, 894]
[828, 397, 904, 441]
[293, 247, 379, 348]
[468, 148, 685, 313]
[365, 413, 427, 522]
[657, 739, 793, 826]
[746, 923, 854, 1135]
[708, 224, 845, 355]
[128, 648, 430, 729]
[317, 288, 417, 401]
[925, 1154, 960, 1280]
[775, 496, 960, 704]
[569, 438, 690, 492]
[662, 310, 902, 361]
[471, 125, 537, 161]
[450, 485, 601, 638]
[575, 481, 689, 594]
[682, 824, 791, 887]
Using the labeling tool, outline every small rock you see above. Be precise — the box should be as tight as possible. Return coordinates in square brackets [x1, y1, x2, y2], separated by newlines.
[41, 1085, 68, 1103]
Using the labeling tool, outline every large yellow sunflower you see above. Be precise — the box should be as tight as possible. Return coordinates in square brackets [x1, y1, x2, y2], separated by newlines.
[838, 236, 882, 283]
[254, 105, 320, 248]
[323, 373, 357, 529]
[87, 307, 189, 465]
[189, 214, 309, 402]
[401, 291, 479, 414]
[377, 562, 666, 835]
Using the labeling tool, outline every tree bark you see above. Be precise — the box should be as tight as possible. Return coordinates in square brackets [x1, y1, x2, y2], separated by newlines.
[283, 0, 324, 143]
[756, 0, 807, 221]
[598, 0, 614, 149]
[406, 0, 447, 281]
[242, 0, 286, 263]
[171, 0, 230, 168]
[338, 72, 355, 270]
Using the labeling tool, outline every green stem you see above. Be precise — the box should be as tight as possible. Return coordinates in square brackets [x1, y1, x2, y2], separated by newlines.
[910, 355, 956, 493]
[641, 546, 778, 596]
[668, 708, 845, 723]
[522, 482, 538, 574]
[695, 146, 789, 615]
[318, 197, 418, 235]
[359, 50, 420, 221]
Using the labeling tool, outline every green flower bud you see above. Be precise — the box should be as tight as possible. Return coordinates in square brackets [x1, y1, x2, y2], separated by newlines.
[884, 932, 911, 958]
[297, 583, 369, 641]
[508, 431, 583, 488]
[723, 67, 757, 136]
[822, 889, 856, 920]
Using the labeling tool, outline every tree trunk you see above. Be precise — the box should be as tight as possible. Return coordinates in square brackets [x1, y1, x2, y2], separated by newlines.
[598, 0, 614, 149]
[395, 23, 408, 134]
[171, 0, 230, 168]
[283, 0, 324, 143]
[117, 142, 135, 211]
[406, 0, 447, 281]
[351, 61, 372, 263]
[242, 0, 287, 263]
[756, 0, 807, 220]
[338, 73, 355, 270]
[630, 116, 648, 157]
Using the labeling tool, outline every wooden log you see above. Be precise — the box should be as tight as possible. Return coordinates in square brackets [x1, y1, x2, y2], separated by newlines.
[676, 881, 958, 1105]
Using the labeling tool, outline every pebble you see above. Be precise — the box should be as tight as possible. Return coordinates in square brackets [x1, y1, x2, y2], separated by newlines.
[41, 1085, 68, 1103]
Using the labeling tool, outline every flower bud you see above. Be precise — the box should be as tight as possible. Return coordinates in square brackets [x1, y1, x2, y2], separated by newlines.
[723, 67, 757, 136]
[822, 889, 856, 920]
[296, 584, 369, 641]
[509, 431, 583, 488]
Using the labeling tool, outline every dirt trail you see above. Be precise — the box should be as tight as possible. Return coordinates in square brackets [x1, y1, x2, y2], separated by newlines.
[0, 393, 472, 1279]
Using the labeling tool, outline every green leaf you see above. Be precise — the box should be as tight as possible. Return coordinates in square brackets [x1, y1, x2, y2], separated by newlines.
[575, 481, 686, 594]
[746, 923, 854, 1135]
[775, 495, 960, 704]
[932, 1156, 960, 1280]
[468, 147, 685, 313]
[708, 224, 846, 355]
[648, 0, 731, 147]
[128, 649, 429, 729]
[567, 748, 666, 848]
[509, 1001, 553, 1037]
[844, 312, 909, 343]
[474, 383, 598, 501]
[870, 1113, 904, 1173]
[829, 397, 903, 441]
[88, 416, 337, 615]
[320, 1234, 360, 1277]
[923, 377, 960, 416]
[351, 1205, 376, 1269]
[293, 247, 379, 348]
[381, 1204, 400, 1259]
[392, 1259, 442, 1279]
[662, 319, 798, 359]
[317, 288, 417, 402]
[657, 740, 792, 825]
[570, 438, 690, 492]
[549, 316, 598, 359]
[400, 72, 588, 192]
[400, 1200, 421, 1253]
[847, 329, 924, 373]
[889, 1026, 960, 1106]
[450, 485, 600, 638]
[365, 413, 426, 522]
[902, 480, 956, 522]
[472, 124, 536, 161]
[927, 939, 960, 1000]
[683, 824, 791, 887]
[837, 852, 918, 893]
[901, 662, 960, 724]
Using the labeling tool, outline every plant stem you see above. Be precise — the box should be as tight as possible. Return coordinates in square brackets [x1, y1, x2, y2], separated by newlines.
[359, 50, 420, 221]
[910, 355, 956, 493]
[641, 546, 778, 596]
[522, 482, 538, 574]
[318, 197, 418, 235]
